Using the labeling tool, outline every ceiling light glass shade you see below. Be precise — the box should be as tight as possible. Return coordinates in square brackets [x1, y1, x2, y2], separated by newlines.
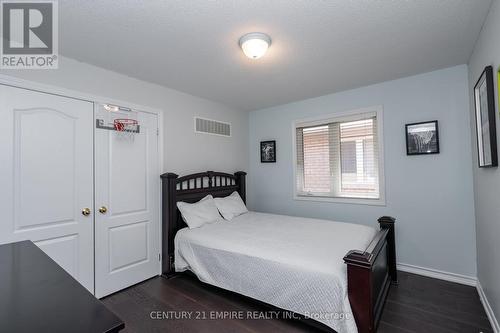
[239, 32, 271, 59]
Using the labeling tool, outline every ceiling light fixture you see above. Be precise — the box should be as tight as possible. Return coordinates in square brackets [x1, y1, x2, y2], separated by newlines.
[239, 32, 271, 60]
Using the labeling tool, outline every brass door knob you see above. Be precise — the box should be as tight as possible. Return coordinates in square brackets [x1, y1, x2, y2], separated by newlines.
[99, 206, 108, 214]
[82, 208, 91, 216]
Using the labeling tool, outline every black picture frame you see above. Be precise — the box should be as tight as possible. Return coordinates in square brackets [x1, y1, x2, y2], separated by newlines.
[260, 140, 276, 163]
[405, 120, 440, 155]
[474, 65, 498, 168]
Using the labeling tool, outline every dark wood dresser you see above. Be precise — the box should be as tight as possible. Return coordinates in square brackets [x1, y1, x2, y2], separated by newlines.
[0, 240, 124, 333]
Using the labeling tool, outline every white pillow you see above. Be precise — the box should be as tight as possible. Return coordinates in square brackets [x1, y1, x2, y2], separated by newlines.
[214, 191, 248, 221]
[177, 195, 221, 229]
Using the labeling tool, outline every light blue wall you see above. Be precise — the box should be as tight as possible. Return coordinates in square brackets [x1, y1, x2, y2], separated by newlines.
[248, 65, 477, 277]
[468, 0, 500, 325]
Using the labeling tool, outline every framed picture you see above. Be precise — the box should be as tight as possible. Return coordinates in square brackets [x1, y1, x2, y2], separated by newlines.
[405, 121, 440, 155]
[497, 67, 500, 115]
[474, 66, 498, 167]
[260, 140, 276, 163]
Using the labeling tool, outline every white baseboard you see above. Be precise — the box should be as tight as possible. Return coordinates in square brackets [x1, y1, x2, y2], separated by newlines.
[397, 262, 477, 286]
[477, 281, 500, 333]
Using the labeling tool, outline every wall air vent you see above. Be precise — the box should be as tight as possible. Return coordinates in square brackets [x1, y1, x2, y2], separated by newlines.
[194, 117, 231, 137]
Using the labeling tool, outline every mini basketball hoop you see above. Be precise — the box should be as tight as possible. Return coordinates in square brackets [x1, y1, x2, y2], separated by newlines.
[114, 118, 139, 141]
[96, 104, 140, 142]
[114, 118, 138, 132]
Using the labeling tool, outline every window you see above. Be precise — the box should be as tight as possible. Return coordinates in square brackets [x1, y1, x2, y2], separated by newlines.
[295, 108, 384, 204]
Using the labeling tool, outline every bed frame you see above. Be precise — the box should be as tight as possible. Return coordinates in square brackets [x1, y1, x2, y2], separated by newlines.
[160, 171, 397, 333]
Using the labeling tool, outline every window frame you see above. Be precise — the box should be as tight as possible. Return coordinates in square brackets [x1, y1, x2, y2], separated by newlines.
[292, 106, 386, 206]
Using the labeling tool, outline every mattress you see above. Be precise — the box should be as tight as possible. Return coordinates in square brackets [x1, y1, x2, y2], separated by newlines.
[174, 211, 378, 333]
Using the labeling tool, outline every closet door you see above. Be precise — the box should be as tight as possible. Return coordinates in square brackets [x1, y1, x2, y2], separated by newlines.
[0, 85, 94, 292]
[94, 106, 160, 298]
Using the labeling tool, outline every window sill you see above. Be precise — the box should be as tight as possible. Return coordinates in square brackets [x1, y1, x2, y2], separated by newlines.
[293, 194, 386, 206]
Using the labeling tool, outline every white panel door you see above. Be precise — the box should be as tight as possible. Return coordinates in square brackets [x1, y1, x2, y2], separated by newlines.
[0, 85, 94, 292]
[94, 106, 160, 298]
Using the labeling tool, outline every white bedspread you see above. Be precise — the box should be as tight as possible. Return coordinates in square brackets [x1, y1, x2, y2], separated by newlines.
[174, 211, 377, 333]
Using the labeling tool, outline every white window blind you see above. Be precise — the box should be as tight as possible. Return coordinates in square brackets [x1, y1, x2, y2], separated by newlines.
[296, 112, 380, 200]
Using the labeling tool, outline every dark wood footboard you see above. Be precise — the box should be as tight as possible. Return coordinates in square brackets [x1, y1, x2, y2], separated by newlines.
[344, 216, 397, 333]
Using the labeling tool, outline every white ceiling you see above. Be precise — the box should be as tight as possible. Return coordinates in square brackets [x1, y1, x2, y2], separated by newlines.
[59, 0, 492, 111]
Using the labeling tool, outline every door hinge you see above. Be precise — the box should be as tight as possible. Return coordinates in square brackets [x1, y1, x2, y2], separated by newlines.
[157, 128, 159, 136]
[158, 253, 161, 261]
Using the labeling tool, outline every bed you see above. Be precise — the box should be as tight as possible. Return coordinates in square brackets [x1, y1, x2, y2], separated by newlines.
[161, 171, 397, 333]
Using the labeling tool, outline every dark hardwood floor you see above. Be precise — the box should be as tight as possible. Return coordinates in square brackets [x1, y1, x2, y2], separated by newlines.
[102, 271, 492, 333]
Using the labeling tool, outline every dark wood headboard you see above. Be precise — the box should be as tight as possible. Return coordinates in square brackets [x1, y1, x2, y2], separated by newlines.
[160, 171, 246, 276]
